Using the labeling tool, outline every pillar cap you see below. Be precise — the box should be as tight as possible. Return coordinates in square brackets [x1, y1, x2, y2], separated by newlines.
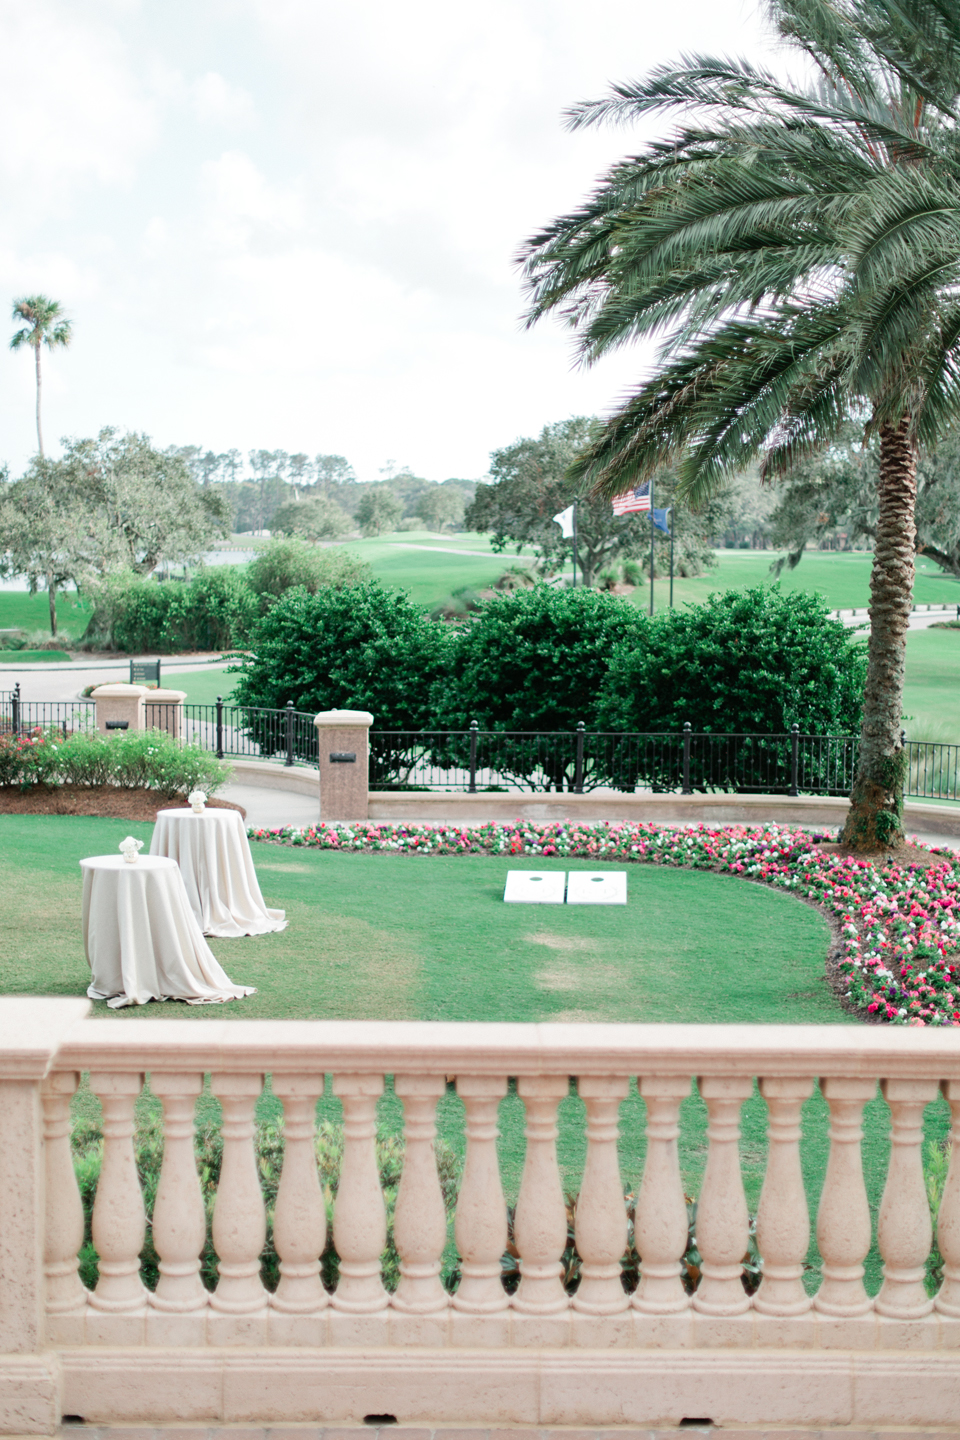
[145, 688, 187, 702]
[90, 684, 149, 698]
[314, 709, 373, 728]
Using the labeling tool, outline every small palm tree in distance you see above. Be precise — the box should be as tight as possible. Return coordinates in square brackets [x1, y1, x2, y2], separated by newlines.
[10, 295, 72, 457]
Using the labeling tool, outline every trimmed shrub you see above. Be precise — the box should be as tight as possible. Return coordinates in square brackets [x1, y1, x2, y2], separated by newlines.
[435, 586, 644, 732]
[597, 585, 865, 735]
[0, 727, 230, 795]
[232, 580, 449, 731]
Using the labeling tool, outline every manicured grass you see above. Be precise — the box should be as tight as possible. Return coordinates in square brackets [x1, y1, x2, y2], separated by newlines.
[644, 548, 960, 614]
[161, 666, 239, 706]
[902, 628, 960, 741]
[1, 812, 948, 1292]
[0, 650, 73, 663]
[0, 591, 91, 642]
[339, 531, 538, 607]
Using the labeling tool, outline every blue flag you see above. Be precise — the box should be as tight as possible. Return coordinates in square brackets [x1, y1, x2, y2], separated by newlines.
[652, 507, 672, 535]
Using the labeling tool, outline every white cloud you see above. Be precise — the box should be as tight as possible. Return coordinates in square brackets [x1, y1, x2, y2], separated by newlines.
[192, 72, 256, 127]
[0, 0, 776, 481]
[0, 0, 155, 202]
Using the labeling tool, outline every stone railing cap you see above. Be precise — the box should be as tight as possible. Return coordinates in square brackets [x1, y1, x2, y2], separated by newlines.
[144, 689, 187, 702]
[0, 998, 92, 1079]
[90, 683, 149, 698]
[314, 709, 374, 727]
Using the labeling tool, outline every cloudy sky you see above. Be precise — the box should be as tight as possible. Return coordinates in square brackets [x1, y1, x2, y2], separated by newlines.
[0, 0, 778, 483]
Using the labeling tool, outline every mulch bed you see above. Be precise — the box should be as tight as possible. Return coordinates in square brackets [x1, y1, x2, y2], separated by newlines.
[0, 785, 245, 823]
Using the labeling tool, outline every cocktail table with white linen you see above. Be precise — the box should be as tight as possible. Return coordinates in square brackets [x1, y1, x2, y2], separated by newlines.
[150, 807, 286, 938]
[80, 854, 257, 1009]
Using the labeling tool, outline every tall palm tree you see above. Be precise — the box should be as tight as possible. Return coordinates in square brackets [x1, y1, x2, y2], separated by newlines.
[521, 0, 960, 850]
[10, 295, 72, 457]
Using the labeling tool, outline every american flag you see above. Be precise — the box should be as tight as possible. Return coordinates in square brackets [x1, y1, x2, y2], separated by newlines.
[612, 481, 652, 516]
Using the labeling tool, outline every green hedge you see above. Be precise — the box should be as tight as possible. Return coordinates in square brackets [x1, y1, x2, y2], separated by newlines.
[0, 728, 230, 795]
[83, 568, 258, 653]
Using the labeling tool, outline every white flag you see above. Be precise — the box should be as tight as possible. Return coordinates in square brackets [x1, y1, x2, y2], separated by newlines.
[553, 503, 575, 538]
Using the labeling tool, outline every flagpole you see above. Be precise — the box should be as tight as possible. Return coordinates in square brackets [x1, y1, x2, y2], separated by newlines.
[669, 506, 675, 609]
[649, 477, 655, 616]
[572, 502, 577, 588]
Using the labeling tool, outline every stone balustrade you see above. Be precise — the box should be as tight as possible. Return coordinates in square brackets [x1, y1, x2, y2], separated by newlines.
[3, 1003, 960, 1431]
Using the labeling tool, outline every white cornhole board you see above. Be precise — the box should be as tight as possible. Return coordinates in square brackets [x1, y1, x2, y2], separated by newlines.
[566, 871, 627, 905]
[504, 870, 566, 904]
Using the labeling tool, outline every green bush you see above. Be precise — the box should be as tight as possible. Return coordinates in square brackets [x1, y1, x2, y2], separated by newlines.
[597, 586, 865, 735]
[436, 586, 644, 732]
[83, 567, 258, 653]
[232, 580, 449, 731]
[246, 539, 370, 610]
[0, 727, 230, 794]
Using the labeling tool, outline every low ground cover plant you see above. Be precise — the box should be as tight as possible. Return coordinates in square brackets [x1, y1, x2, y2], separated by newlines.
[249, 819, 960, 1028]
[0, 728, 229, 796]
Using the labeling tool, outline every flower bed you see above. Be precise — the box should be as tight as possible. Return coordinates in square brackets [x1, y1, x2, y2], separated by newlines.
[248, 819, 960, 1028]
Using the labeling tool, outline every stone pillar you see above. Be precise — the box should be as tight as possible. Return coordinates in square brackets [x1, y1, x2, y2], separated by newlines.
[91, 684, 148, 736]
[314, 709, 373, 822]
[143, 688, 187, 741]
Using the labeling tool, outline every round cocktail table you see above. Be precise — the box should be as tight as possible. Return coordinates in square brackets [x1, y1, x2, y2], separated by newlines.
[150, 807, 286, 938]
[80, 853, 257, 1009]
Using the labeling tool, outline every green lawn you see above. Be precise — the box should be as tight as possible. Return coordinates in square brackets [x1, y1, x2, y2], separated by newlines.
[161, 666, 239, 706]
[0, 813, 947, 1292]
[0, 591, 91, 642]
[645, 548, 960, 613]
[339, 531, 539, 607]
[902, 628, 960, 740]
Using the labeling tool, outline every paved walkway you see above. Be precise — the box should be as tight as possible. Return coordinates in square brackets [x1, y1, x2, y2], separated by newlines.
[222, 781, 319, 830]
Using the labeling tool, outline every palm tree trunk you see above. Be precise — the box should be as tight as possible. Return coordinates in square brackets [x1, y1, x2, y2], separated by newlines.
[35, 343, 43, 457]
[839, 415, 917, 850]
[47, 573, 57, 638]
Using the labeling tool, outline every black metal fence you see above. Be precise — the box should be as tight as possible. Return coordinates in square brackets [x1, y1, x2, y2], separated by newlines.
[368, 722, 960, 803]
[0, 685, 96, 739]
[182, 700, 318, 767]
[4, 682, 960, 803]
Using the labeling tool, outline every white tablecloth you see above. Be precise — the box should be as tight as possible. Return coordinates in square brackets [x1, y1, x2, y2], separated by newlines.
[80, 854, 258, 1009]
[149, 808, 286, 938]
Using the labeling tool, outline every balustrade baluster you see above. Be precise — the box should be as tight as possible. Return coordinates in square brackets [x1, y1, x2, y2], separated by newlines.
[935, 1078, 960, 1317]
[331, 1073, 388, 1313]
[392, 1074, 448, 1315]
[209, 1072, 267, 1329]
[755, 1077, 815, 1316]
[875, 1078, 938, 1319]
[452, 1075, 508, 1316]
[513, 1075, 569, 1317]
[88, 1071, 147, 1316]
[572, 1076, 629, 1315]
[814, 1077, 876, 1316]
[271, 1075, 327, 1315]
[633, 1076, 691, 1315]
[149, 1072, 207, 1319]
[693, 1075, 752, 1316]
[41, 1072, 87, 1329]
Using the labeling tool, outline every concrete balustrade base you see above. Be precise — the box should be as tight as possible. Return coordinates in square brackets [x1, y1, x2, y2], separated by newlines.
[52, 1349, 960, 1429]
